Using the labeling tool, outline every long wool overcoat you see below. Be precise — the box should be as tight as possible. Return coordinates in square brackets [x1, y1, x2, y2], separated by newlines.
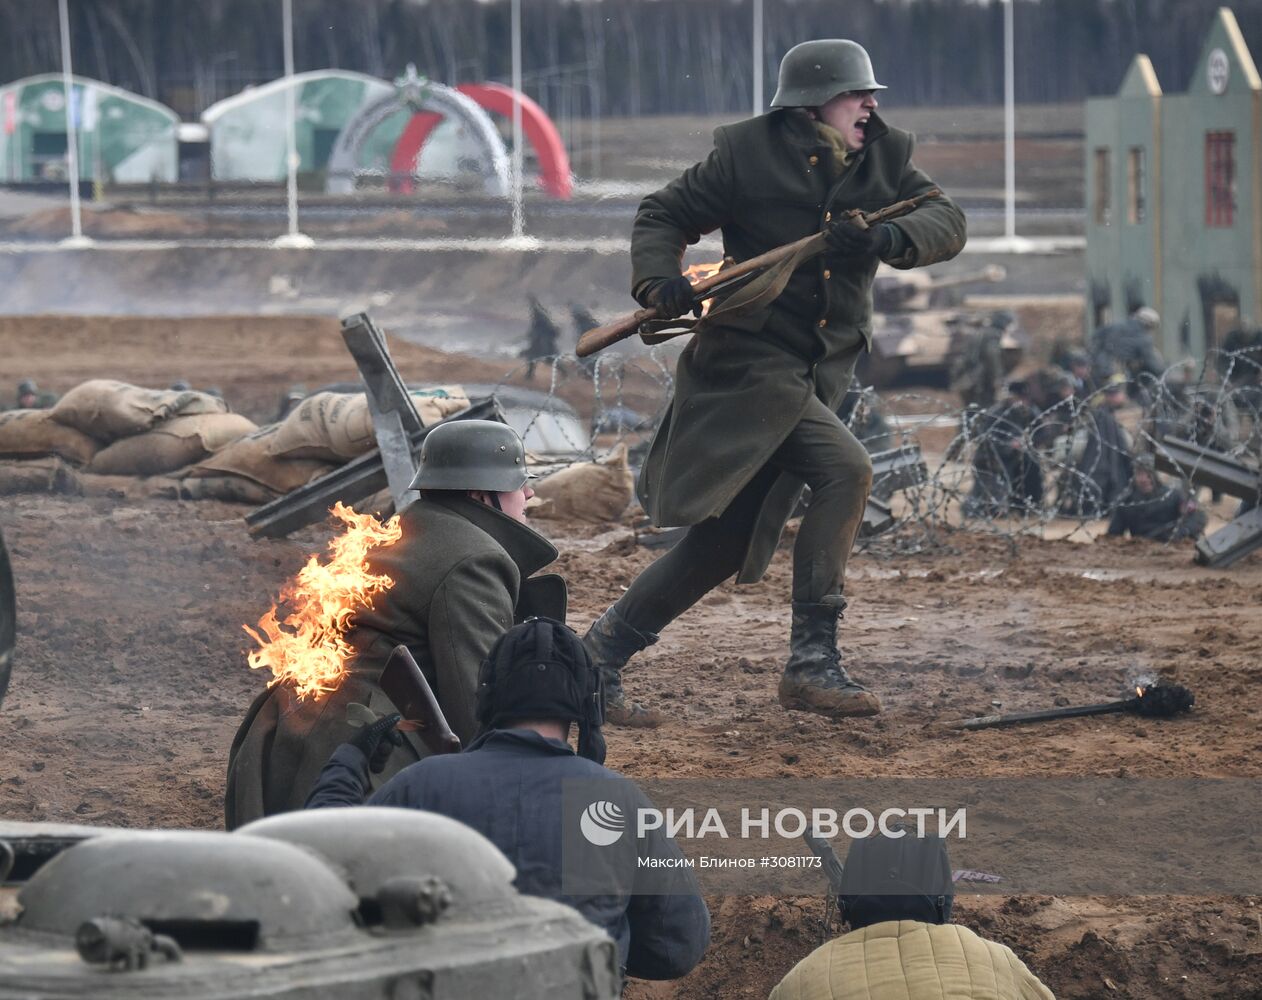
[224, 494, 563, 828]
[631, 108, 966, 581]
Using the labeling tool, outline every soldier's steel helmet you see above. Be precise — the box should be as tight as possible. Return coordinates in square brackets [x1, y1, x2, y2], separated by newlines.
[409, 419, 533, 493]
[1132, 306, 1160, 328]
[770, 39, 885, 109]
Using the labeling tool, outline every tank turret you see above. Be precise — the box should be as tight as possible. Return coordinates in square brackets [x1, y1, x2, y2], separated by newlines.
[0, 810, 621, 999]
[872, 264, 1006, 313]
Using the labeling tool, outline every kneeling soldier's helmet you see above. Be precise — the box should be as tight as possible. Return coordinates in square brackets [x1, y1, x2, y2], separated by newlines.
[409, 419, 532, 493]
[771, 39, 886, 108]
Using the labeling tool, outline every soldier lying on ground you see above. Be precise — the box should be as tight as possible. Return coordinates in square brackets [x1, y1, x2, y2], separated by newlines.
[1107, 457, 1208, 542]
[13, 379, 57, 411]
[585, 38, 966, 726]
[305, 617, 711, 984]
[225, 420, 565, 827]
[769, 831, 1054, 1000]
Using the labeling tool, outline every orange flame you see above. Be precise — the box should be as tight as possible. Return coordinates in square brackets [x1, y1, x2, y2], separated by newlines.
[682, 260, 724, 282]
[244, 502, 403, 701]
[682, 260, 724, 317]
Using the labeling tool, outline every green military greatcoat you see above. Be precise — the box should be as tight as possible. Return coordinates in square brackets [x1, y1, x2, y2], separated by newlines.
[631, 109, 966, 581]
[224, 494, 564, 828]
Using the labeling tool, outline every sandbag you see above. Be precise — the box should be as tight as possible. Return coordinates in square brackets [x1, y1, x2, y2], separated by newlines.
[410, 385, 471, 425]
[269, 387, 470, 462]
[187, 424, 337, 494]
[177, 475, 277, 505]
[50, 380, 227, 442]
[87, 413, 257, 477]
[267, 392, 361, 461]
[530, 444, 634, 523]
[0, 458, 80, 496]
[77, 474, 182, 500]
[0, 410, 99, 465]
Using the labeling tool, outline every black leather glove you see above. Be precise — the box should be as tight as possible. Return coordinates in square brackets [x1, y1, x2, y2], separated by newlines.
[646, 276, 701, 320]
[351, 712, 404, 773]
[825, 220, 894, 258]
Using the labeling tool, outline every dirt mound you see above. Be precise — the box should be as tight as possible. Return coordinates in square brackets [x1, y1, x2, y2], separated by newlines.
[6, 205, 207, 239]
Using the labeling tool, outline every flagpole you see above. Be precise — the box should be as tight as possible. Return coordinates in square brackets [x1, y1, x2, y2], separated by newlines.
[273, 0, 313, 248]
[58, 0, 92, 247]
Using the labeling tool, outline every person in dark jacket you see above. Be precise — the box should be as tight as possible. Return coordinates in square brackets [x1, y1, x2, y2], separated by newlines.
[1107, 459, 1207, 541]
[1089, 306, 1165, 388]
[224, 420, 565, 828]
[1065, 348, 1099, 400]
[583, 38, 966, 727]
[306, 618, 711, 983]
[1057, 375, 1134, 518]
[962, 384, 1042, 519]
[521, 295, 562, 380]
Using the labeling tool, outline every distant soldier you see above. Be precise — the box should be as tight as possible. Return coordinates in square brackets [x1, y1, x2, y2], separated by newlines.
[1090, 306, 1166, 388]
[570, 303, 601, 376]
[1107, 457, 1207, 541]
[1057, 373, 1134, 517]
[835, 378, 893, 454]
[521, 295, 562, 380]
[569, 302, 600, 344]
[962, 380, 1042, 518]
[1029, 367, 1078, 448]
[14, 379, 56, 410]
[1064, 348, 1099, 399]
[949, 314, 1007, 411]
[274, 385, 307, 423]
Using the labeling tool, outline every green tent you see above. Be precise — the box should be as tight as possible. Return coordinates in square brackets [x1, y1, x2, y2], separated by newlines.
[0, 74, 177, 183]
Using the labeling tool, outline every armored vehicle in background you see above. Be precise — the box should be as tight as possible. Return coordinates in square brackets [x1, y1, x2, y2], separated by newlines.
[862, 264, 1027, 387]
[871, 263, 1007, 313]
[0, 808, 621, 999]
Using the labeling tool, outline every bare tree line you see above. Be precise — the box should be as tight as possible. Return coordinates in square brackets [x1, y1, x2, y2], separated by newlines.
[1, 0, 1259, 117]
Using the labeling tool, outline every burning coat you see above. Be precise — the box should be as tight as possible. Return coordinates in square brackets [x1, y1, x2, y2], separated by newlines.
[631, 109, 965, 581]
[224, 494, 564, 829]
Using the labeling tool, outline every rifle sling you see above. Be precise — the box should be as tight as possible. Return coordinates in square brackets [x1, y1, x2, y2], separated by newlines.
[640, 233, 828, 346]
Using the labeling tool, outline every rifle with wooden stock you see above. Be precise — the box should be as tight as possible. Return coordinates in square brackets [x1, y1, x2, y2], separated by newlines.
[379, 644, 462, 755]
[576, 189, 941, 358]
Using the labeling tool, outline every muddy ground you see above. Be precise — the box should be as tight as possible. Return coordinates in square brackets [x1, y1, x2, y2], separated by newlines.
[1, 316, 1260, 999]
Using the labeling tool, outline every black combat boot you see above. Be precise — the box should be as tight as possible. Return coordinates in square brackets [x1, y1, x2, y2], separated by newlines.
[582, 604, 663, 728]
[778, 598, 882, 718]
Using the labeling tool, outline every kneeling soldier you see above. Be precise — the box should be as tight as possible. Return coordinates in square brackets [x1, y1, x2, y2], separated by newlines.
[225, 420, 565, 827]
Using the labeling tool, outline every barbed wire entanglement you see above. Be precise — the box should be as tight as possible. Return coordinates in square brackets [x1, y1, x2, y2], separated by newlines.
[490, 346, 1262, 554]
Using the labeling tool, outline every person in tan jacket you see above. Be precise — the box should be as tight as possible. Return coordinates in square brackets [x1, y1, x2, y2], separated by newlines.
[770, 833, 1054, 1000]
